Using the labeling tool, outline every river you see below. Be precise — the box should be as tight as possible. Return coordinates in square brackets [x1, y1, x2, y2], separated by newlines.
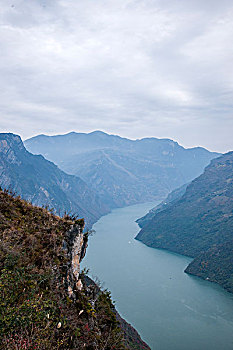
[82, 202, 233, 350]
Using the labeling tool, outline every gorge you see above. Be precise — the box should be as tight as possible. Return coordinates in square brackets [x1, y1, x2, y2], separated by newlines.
[83, 202, 233, 350]
[1, 131, 233, 349]
[136, 152, 233, 294]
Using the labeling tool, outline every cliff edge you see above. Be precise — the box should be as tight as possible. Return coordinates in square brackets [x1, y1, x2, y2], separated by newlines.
[0, 190, 150, 349]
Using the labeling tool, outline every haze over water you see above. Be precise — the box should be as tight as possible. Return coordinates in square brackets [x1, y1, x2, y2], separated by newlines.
[83, 202, 233, 350]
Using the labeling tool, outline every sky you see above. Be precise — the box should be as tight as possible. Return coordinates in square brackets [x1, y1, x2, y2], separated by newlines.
[0, 0, 232, 152]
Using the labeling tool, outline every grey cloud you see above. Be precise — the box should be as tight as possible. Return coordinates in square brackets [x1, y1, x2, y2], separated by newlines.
[0, 0, 232, 152]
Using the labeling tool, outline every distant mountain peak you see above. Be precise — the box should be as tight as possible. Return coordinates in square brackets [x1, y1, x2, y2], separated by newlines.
[0, 132, 109, 227]
[89, 130, 107, 135]
[0, 132, 22, 142]
[0, 132, 25, 155]
[25, 131, 220, 209]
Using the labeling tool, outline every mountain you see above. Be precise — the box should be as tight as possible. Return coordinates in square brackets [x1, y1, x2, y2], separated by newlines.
[136, 152, 233, 293]
[25, 131, 219, 208]
[0, 133, 109, 227]
[136, 182, 189, 228]
[0, 189, 150, 350]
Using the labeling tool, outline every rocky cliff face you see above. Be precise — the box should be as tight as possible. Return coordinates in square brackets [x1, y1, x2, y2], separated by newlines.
[136, 152, 233, 293]
[63, 221, 87, 298]
[0, 133, 109, 228]
[0, 190, 150, 349]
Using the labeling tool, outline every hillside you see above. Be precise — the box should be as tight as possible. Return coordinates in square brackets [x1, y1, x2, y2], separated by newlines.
[0, 133, 109, 227]
[136, 182, 189, 228]
[25, 131, 219, 208]
[0, 190, 150, 350]
[136, 152, 233, 293]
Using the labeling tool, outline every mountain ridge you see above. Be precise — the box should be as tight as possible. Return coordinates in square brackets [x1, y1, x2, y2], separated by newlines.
[0, 133, 109, 227]
[25, 131, 217, 152]
[25, 131, 220, 209]
[136, 151, 233, 293]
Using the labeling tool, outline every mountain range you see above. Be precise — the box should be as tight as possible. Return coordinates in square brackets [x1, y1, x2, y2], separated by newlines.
[25, 131, 219, 208]
[0, 133, 109, 227]
[3, 131, 231, 293]
[136, 152, 233, 293]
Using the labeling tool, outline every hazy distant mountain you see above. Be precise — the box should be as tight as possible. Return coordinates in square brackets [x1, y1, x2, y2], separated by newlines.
[136, 152, 233, 293]
[25, 131, 219, 208]
[0, 133, 109, 227]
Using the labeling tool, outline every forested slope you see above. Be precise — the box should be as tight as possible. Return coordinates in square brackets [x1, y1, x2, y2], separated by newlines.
[136, 152, 233, 293]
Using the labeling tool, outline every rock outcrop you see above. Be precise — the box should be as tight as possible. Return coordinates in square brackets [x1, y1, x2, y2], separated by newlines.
[64, 221, 87, 298]
[0, 189, 150, 349]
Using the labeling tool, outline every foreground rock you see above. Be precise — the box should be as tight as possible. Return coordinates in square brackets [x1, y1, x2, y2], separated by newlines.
[0, 190, 150, 349]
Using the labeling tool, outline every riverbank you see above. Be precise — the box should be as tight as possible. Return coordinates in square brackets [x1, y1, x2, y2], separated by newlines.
[83, 202, 233, 350]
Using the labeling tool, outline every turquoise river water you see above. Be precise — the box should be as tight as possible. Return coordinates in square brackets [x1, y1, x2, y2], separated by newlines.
[82, 202, 233, 350]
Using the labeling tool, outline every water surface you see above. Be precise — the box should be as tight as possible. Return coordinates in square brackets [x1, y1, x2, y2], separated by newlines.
[83, 202, 233, 350]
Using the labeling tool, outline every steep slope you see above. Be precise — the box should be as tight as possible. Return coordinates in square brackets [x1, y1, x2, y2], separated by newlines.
[25, 131, 219, 208]
[0, 133, 109, 227]
[136, 183, 189, 228]
[0, 190, 150, 349]
[136, 152, 233, 293]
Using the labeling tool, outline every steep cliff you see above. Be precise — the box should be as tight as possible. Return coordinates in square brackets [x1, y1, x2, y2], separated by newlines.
[136, 182, 189, 228]
[0, 190, 150, 349]
[136, 152, 233, 293]
[0, 133, 109, 227]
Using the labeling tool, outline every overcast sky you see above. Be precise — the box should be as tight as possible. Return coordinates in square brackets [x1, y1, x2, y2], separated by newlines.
[0, 0, 232, 152]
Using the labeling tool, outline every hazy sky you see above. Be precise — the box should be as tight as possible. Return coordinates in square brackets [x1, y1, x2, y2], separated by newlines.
[0, 0, 232, 152]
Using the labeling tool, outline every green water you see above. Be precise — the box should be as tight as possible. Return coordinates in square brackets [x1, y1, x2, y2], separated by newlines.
[83, 202, 233, 350]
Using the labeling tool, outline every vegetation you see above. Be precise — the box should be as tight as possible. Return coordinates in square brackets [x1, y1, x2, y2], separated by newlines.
[0, 189, 150, 349]
[137, 182, 189, 228]
[136, 152, 233, 293]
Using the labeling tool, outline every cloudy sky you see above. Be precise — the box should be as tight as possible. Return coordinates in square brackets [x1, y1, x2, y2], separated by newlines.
[0, 0, 232, 152]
